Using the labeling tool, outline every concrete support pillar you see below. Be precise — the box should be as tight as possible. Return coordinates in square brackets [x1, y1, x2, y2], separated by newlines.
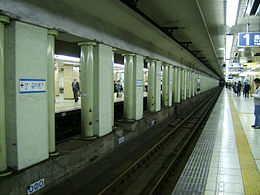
[181, 69, 187, 101]
[124, 54, 134, 119]
[79, 42, 96, 139]
[155, 61, 162, 111]
[79, 43, 113, 137]
[47, 29, 59, 156]
[168, 65, 173, 106]
[162, 64, 169, 107]
[0, 16, 11, 176]
[93, 44, 113, 136]
[147, 60, 155, 112]
[5, 21, 49, 170]
[147, 60, 161, 112]
[187, 71, 191, 98]
[112, 49, 116, 127]
[173, 67, 181, 103]
[124, 54, 143, 120]
[191, 72, 195, 97]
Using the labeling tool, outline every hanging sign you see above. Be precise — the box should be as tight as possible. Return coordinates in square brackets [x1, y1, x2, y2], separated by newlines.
[238, 32, 260, 47]
[20, 79, 46, 93]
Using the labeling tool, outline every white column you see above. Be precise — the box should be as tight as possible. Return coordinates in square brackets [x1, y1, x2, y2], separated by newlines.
[93, 44, 113, 136]
[168, 65, 173, 106]
[181, 69, 187, 101]
[123, 54, 144, 120]
[79, 42, 96, 139]
[0, 15, 11, 176]
[47, 29, 59, 156]
[5, 21, 49, 170]
[155, 61, 162, 111]
[162, 63, 169, 107]
[147, 60, 156, 112]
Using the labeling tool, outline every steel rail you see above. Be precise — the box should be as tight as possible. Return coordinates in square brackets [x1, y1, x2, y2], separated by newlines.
[148, 90, 220, 194]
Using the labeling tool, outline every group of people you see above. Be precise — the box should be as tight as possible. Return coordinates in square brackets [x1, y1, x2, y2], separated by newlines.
[225, 81, 251, 98]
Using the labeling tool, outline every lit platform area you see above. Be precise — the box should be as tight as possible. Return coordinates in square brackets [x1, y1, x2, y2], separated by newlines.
[172, 89, 260, 194]
[55, 92, 148, 113]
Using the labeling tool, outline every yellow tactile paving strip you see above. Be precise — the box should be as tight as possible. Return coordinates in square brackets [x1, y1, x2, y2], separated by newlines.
[228, 92, 260, 195]
[238, 112, 254, 114]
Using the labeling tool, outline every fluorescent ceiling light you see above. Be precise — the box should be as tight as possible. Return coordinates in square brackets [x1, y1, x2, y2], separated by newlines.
[54, 54, 80, 63]
[226, 35, 234, 59]
[226, 0, 239, 26]
[114, 63, 124, 68]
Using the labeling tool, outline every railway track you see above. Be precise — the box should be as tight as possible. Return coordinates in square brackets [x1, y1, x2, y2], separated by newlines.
[94, 89, 221, 195]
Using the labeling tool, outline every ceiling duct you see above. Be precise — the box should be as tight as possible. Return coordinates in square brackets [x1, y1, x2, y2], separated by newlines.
[250, 0, 260, 15]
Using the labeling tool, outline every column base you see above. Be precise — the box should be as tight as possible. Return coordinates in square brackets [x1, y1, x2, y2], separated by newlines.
[0, 169, 12, 177]
[49, 151, 59, 157]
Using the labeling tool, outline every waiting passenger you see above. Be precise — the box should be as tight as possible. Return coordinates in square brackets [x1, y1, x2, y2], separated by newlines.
[243, 83, 251, 98]
[72, 79, 80, 103]
[237, 81, 242, 97]
[252, 78, 260, 129]
[116, 80, 123, 98]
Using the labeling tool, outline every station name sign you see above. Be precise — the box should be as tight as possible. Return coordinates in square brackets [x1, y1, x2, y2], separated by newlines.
[238, 32, 260, 47]
[20, 79, 46, 93]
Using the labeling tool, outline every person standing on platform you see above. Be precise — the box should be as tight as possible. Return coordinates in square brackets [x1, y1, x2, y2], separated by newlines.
[237, 81, 242, 97]
[243, 82, 251, 98]
[116, 80, 123, 98]
[252, 78, 260, 129]
[72, 78, 80, 102]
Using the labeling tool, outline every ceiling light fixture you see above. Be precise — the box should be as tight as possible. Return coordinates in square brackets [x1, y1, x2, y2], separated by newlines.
[226, 35, 234, 59]
[226, 0, 240, 26]
[54, 54, 80, 63]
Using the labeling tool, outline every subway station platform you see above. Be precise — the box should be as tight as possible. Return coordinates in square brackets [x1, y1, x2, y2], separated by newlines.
[172, 89, 260, 194]
[55, 92, 148, 113]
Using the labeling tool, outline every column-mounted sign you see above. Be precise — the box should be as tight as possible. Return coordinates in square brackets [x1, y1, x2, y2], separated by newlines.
[20, 79, 46, 93]
[238, 32, 260, 47]
[137, 80, 143, 87]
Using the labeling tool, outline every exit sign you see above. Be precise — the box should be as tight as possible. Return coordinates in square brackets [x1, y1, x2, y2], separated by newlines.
[238, 32, 260, 47]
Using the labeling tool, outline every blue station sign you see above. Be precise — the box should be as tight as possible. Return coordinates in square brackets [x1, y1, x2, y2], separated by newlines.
[238, 32, 260, 47]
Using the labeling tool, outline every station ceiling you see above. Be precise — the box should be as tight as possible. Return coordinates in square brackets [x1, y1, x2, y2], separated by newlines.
[1, 0, 259, 79]
[58, 0, 259, 79]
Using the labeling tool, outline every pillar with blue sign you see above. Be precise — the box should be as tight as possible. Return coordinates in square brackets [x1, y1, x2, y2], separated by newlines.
[4, 21, 49, 170]
[124, 54, 143, 120]
[0, 15, 11, 176]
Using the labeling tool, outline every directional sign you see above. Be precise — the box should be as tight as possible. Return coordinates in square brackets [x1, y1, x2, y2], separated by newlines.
[20, 79, 46, 93]
[238, 32, 260, 47]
